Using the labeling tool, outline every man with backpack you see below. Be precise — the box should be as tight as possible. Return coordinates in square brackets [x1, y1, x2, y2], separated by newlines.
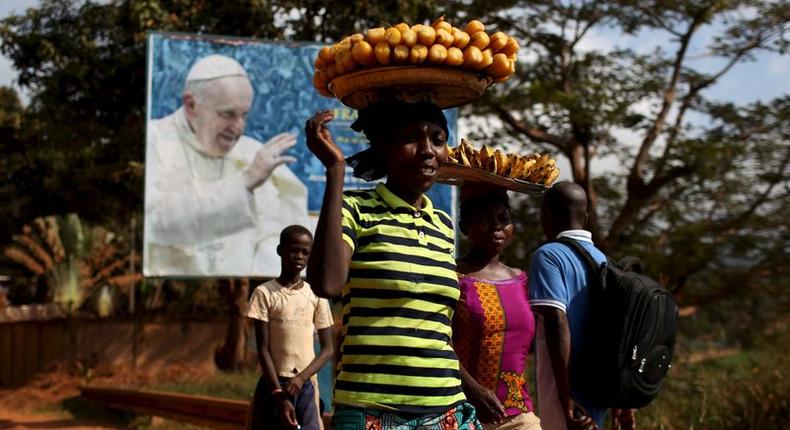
[528, 182, 636, 430]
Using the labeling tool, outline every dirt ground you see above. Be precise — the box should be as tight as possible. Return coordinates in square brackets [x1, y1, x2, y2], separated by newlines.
[0, 410, 115, 430]
[0, 361, 210, 430]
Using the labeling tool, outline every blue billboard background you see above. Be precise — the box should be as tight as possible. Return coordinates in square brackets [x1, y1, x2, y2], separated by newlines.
[147, 32, 457, 218]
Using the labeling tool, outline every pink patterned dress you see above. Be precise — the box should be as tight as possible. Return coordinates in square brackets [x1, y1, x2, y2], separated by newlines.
[453, 272, 536, 416]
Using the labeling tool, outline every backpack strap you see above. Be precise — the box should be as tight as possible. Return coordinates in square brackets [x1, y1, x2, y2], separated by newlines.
[552, 237, 605, 273]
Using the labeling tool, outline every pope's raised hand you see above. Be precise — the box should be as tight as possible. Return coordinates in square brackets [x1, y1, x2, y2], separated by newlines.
[243, 133, 297, 191]
[305, 110, 344, 169]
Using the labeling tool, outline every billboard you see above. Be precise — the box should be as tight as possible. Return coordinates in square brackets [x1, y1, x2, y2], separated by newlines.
[143, 32, 458, 278]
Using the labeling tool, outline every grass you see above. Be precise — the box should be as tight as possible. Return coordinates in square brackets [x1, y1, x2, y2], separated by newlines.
[636, 346, 789, 430]
[145, 370, 259, 401]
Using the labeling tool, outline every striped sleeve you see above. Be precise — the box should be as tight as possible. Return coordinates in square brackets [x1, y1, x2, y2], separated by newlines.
[341, 193, 361, 252]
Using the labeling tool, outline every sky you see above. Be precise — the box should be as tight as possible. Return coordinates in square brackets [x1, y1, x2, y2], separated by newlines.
[1, 1, 787, 178]
[0, 0, 40, 103]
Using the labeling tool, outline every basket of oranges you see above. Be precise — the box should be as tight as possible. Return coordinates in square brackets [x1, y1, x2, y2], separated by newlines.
[313, 17, 519, 109]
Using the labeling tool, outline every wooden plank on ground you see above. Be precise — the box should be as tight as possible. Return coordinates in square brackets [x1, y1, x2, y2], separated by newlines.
[80, 386, 249, 430]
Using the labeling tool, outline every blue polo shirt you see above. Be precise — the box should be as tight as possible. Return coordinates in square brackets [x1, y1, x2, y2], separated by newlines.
[528, 230, 607, 426]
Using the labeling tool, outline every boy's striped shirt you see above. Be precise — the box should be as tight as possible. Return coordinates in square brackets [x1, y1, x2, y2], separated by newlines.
[336, 183, 465, 413]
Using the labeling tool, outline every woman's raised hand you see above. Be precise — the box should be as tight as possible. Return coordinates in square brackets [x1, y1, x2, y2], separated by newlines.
[305, 110, 345, 169]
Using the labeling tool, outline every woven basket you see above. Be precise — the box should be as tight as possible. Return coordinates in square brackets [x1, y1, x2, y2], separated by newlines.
[328, 66, 493, 109]
[437, 164, 548, 194]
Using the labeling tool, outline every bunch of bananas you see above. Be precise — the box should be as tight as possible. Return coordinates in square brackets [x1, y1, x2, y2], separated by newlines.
[313, 16, 519, 97]
[446, 139, 560, 186]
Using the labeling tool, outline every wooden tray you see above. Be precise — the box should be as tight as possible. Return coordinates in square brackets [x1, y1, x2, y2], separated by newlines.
[328, 66, 493, 109]
[437, 164, 549, 194]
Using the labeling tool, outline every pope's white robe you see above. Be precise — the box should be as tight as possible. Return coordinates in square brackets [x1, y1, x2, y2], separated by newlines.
[144, 107, 309, 277]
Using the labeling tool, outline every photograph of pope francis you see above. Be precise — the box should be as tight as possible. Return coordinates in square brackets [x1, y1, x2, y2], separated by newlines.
[144, 46, 309, 277]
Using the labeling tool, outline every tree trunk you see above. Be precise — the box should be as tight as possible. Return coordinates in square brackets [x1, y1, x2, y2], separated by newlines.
[214, 278, 250, 371]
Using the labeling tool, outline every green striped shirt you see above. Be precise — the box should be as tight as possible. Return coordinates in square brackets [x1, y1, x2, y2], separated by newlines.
[336, 183, 466, 413]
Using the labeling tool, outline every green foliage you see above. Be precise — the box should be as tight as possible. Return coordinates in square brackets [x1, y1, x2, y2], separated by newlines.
[2, 213, 140, 314]
[458, 1, 789, 308]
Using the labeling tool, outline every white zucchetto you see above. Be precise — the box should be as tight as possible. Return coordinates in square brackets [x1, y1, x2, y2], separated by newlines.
[185, 55, 248, 82]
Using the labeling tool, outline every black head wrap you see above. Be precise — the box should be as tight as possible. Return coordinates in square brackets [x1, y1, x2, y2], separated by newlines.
[346, 101, 449, 181]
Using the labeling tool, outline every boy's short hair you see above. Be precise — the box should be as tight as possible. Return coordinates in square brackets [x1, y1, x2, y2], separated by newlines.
[279, 225, 313, 245]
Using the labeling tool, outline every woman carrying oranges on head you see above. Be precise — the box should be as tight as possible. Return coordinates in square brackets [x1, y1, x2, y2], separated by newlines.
[305, 101, 482, 429]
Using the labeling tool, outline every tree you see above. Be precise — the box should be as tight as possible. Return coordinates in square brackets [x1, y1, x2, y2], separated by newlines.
[0, 86, 26, 242]
[459, 0, 788, 300]
[2, 213, 141, 312]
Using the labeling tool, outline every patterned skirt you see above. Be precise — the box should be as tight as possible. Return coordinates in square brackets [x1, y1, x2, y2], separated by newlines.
[332, 402, 481, 430]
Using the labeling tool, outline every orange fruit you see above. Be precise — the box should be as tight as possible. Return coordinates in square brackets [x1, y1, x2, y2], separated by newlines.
[316, 68, 328, 82]
[465, 19, 485, 35]
[314, 55, 325, 70]
[435, 28, 454, 47]
[374, 42, 391, 65]
[393, 45, 410, 63]
[470, 31, 490, 50]
[384, 27, 402, 46]
[446, 47, 464, 66]
[340, 49, 358, 73]
[452, 28, 470, 49]
[462, 46, 483, 69]
[312, 71, 325, 89]
[417, 25, 436, 46]
[313, 73, 332, 97]
[401, 28, 418, 47]
[337, 38, 352, 52]
[367, 27, 386, 45]
[475, 48, 493, 70]
[334, 45, 350, 73]
[432, 16, 452, 32]
[486, 53, 510, 78]
[333, 59, 345, 75]
[325, 63, 338, 79]
[349, 33, 365, 43]
[410, 44, 428, 64]
[427, 44, 448, 64]
[318, 46, 334, 64]
[395, 22, 410, 33]
[351, 40, 376, 66]
[489, 32, 509, 52]
[500, 37, 519, 57]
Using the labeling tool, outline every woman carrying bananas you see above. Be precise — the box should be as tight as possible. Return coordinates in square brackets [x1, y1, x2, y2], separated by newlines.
[453, 185, 542, 430]
[305, 101, 482, 429]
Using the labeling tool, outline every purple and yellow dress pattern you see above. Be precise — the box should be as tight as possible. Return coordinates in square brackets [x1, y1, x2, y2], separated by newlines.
[453, 272, 536, 417]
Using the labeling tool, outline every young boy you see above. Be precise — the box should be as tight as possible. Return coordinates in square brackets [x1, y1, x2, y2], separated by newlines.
[246, 225, 334, 430]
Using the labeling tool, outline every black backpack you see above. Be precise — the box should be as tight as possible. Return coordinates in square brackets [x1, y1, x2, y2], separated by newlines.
[553, 238, 678, 409]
